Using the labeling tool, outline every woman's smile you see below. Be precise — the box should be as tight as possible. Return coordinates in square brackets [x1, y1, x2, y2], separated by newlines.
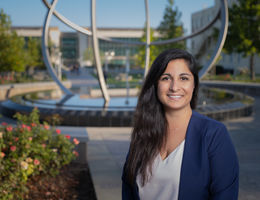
[167, 94, 183, 100]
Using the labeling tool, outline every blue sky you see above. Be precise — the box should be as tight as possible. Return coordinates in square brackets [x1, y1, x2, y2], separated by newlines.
[0, 0, 214, 34]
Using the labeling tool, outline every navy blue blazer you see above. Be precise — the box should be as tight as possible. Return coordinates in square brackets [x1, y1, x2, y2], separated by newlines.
[122, 111, 239, 200]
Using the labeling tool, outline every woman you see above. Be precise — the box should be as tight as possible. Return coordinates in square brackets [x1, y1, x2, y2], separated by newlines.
[122, 49, 239, 200]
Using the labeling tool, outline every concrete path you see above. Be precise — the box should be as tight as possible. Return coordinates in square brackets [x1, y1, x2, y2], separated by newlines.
[86, 97, 260, 200]
[86, 128, 131, 200]
[224, 97, 260, 200]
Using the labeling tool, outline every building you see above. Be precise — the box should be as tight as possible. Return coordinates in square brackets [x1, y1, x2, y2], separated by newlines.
[78, 27, 146, 68]
[191, 0, 259, 75]
[13, 26, 148, 69]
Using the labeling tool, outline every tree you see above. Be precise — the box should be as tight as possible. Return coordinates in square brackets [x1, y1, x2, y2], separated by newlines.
[136, 27, 160, 68]
[0, 9, 27, 72]
[83, 47, 94, 66]
[25, 37, 44, 69]
[224, 0, 260, 80]
[157, 0, 186, 51]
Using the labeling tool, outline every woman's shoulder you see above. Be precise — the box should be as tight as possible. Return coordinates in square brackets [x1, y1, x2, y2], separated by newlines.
[191, 110, 228, 140]
[191, 111, 234, 155]
[192, 110, 225, 129]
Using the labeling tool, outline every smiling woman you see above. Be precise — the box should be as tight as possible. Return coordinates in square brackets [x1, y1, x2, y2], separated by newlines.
[122, 49, 239, 200]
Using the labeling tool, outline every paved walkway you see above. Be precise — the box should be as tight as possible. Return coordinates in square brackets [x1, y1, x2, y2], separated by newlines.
[1, 98, 259, 200]
[224, 97, 260, 200]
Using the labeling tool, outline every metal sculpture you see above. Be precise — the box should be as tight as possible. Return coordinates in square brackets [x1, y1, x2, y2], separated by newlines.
[41, 0, 73, 95]
[41, 0, 228, 102]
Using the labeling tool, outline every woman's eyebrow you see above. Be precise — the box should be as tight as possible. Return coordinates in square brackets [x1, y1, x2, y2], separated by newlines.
[180, 73, 192, 76]
[161, 73, 192, 76]
[161, 73, 171, 76]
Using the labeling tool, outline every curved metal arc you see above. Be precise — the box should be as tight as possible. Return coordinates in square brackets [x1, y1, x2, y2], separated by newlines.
[150, 9, 220, 46]
[42, 0, 92, 36]
[144, 0, 151, 77]
[199, 0, 229, 79]
[41, 0, 73, 95]
[42, 0, 145, 46]
[41, 0, 228, 100]
[42, 0, 222, 47]
[91, 0, 110, 102]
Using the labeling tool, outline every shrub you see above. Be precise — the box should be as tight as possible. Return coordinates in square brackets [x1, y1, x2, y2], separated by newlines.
[0, 108, 80, 199]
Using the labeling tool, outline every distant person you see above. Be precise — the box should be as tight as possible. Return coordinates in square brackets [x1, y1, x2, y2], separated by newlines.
[75, 64, 80, 75]
[70, 64, 75, 73]
[71, 64, 79, 75]
[122, 49, 239, 200]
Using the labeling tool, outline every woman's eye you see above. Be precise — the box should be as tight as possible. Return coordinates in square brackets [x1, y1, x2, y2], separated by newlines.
[180, 76, 189, 81]
[161, 76, 170, 81]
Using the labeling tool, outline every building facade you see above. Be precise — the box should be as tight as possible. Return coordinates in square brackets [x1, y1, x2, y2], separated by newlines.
[13, 26, 146, 69]
[191, 0, 259, 75]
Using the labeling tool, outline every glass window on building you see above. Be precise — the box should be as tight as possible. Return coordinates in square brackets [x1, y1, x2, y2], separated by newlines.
[61, 48, 77, 59]
[62, 37, 77, 46]
[229, 54, 233, 62]
[237, 54, 240, 63]
[191, 41, 195, 50]
[61, 36, 78, 59]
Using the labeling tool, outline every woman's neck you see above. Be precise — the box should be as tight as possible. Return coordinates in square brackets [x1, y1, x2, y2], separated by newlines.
[165, 107, 192, 130]
[160, 107, 192, 159]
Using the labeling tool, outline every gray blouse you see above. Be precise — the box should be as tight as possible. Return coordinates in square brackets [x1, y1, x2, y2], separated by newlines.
[137, 140, 185, 200]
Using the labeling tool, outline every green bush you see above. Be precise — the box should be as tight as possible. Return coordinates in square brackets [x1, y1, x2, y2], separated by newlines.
[0, 108, 79, 199]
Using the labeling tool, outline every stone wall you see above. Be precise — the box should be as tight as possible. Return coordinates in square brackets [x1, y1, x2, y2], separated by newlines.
[89, 88, 139, 97]
[201, 81, 260, 97]
[0, 81, 71, 101]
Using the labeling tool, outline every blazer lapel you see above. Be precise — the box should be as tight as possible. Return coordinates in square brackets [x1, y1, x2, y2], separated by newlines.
[178, 111, 204, 200]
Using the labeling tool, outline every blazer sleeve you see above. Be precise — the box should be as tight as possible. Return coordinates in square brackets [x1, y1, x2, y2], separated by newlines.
[207, 123, 239, 200]
[122, 153, 136, 200]
[122, 177, 135, 200]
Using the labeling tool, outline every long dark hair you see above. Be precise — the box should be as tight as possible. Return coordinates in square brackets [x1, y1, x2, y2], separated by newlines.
[125, 49, 199, 186]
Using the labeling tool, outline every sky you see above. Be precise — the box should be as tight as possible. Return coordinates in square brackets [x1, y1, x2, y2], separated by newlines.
[0, 0, 214, 35]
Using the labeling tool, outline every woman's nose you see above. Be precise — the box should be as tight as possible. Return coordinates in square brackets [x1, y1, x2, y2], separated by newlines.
[169, 79, 180, 91]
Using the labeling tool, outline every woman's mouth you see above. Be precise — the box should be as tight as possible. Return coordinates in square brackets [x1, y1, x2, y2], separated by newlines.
[167, 94, 183, 99]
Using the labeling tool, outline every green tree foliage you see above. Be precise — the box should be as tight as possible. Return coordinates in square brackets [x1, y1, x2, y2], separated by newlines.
[25, 37, 44, 69]
[0, 9, 27, 72]
[136, 27, 160, 68]
[83, 46, 106, 65]
[157, 0, 186, 51]
[83, 47, 94, 65]
[136, 0, 185, 69]
[224, 0, 260, 80]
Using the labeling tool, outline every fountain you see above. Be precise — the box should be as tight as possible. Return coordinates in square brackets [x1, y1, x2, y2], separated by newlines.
[0, 0, 254, 126]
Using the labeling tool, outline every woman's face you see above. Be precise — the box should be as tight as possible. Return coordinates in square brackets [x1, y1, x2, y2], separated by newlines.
[157, 59, 195, 112]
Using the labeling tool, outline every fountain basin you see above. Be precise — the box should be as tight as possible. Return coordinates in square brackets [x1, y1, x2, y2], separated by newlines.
[0, 87, 254, 127]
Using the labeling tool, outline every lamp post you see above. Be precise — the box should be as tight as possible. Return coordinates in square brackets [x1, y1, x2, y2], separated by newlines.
[104, 51, 115, 85]
[51, 45, 62, 81]
[125, 49, 130, 105]
[54, 49, 62, 81]
[104, 50, 115, 72]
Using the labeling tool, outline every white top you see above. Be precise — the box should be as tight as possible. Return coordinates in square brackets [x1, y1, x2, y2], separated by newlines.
[136, 140, 185, 200]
